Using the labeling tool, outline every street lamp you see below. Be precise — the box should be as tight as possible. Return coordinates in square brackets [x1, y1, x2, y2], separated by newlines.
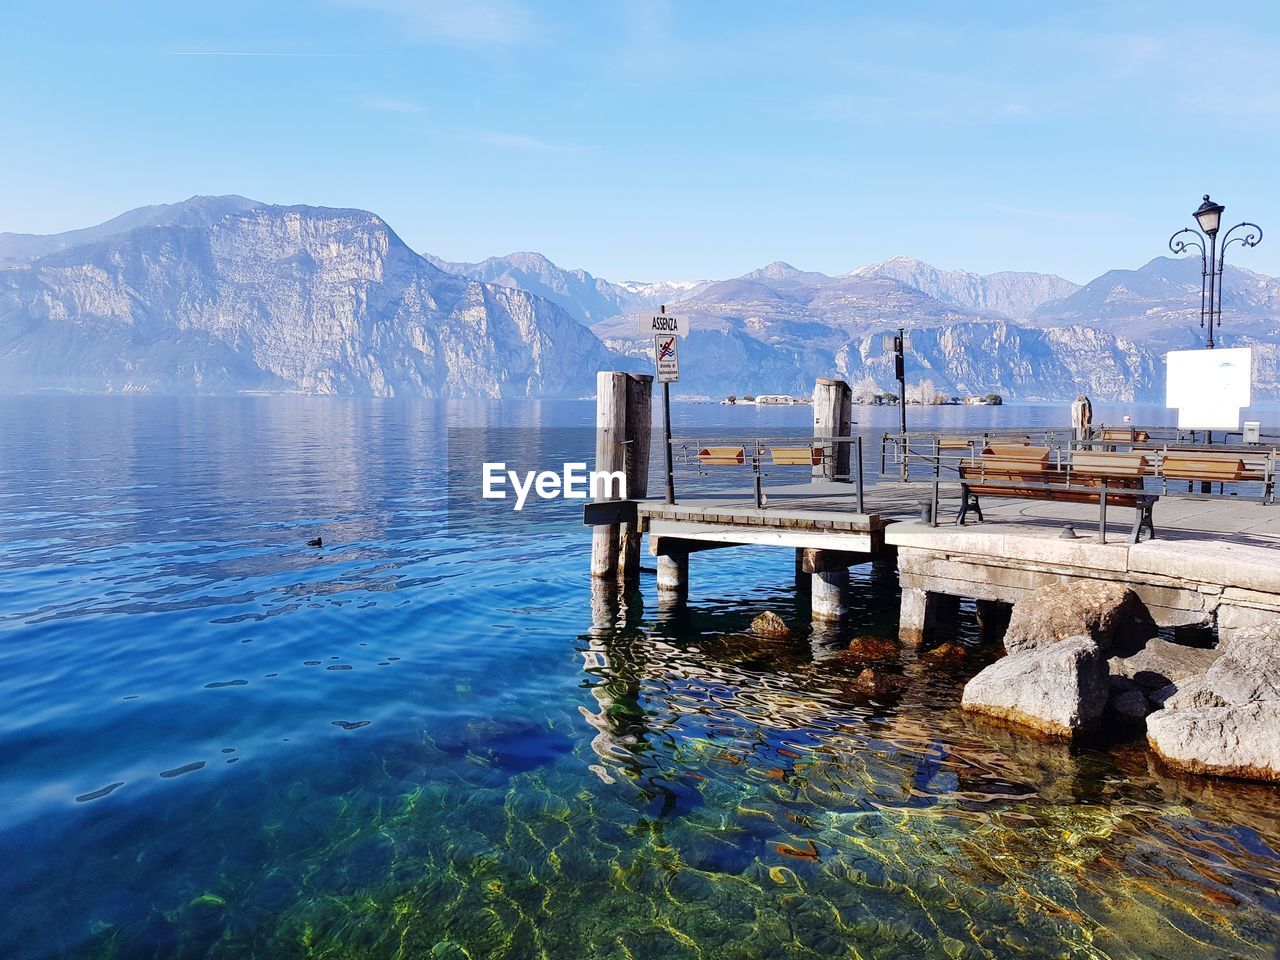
[1169, 194, 1263, 349]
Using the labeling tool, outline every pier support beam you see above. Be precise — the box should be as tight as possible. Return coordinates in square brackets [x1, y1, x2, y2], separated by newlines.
[975, 598, 1012, 643]
[795, 549, 810, 594]
[899, 587, 959, 646]
[592, 371, 653, 587]
[591, 372, 629, 581]
[656, 553, 688, 602]
[617, 373, 653, 589]
[812, 378, 852, 481]
[812, 569, 850, 621]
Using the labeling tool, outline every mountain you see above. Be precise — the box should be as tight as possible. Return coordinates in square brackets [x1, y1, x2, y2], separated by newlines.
[0, 197, 618, 397]
[1031, 256, 1280, 343]
[423, 250, 710, 325]
[592, 255, 1280, 401]
[852, 256, 1080, 320]
[0, 196, 263, 262]
[5, 197, 1280, 401]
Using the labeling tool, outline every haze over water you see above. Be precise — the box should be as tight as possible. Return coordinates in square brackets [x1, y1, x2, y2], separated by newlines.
[1, 397, 1277, 959]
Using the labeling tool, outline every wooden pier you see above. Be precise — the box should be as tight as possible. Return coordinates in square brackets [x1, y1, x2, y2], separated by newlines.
[587, 372, 1280, 643]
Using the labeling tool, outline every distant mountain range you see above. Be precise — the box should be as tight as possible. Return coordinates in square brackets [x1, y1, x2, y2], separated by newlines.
[2, 195, 1278, 399]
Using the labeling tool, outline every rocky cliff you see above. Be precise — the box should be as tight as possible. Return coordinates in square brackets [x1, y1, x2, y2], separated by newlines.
[0, 199, 614, 397]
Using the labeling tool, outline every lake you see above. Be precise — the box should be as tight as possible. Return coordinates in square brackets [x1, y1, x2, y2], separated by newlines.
[1, 396, 1277, 959]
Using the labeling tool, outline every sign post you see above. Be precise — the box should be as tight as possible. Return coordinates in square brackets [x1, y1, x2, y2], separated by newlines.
[651, 306, 682, 505]
[883, 328, 910, 481]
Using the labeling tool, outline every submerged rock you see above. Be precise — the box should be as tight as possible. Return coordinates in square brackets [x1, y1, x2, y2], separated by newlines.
[749, 611, 792, 639]
[921, 641, 967, 663]
[850, 667, 901, 699]
[1147, 702, 1280, 781]
[1003, 582, 1149, 655]
[841, 635, 898, 661]
[962, 636, 1109, 737]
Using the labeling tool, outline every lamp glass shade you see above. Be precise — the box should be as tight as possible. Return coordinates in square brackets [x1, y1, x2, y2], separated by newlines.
[1194, 197, 1224, 235]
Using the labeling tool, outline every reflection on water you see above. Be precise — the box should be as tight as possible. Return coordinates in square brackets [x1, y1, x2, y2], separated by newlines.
[0, 397, 1277, 959]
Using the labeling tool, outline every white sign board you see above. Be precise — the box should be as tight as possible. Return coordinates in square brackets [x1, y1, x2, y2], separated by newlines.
[1166, 347, 1252, 430]
[639, 313, 687, 337]
[655, 334, 679, 383]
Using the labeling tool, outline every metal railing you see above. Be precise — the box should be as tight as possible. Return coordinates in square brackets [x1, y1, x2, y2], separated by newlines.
[665, 434, 867, 511]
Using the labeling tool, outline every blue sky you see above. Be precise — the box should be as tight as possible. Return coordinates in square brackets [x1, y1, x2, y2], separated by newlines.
[2, 1, 1279, 283]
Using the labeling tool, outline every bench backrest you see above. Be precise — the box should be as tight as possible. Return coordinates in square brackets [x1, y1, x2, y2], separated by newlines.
[984, 444, 1050, 465]
[698, 446, 745, 466]
[1070, 452, 1148, 478]
[1161, 455, 1245, 481]
[769, 446, 823, 466]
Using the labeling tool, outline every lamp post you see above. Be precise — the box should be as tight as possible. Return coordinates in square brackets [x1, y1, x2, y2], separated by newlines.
[1168, 194, 1263, 349]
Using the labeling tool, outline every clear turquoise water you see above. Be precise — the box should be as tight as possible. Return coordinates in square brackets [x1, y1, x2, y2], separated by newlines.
[1, 396, 1277, 959]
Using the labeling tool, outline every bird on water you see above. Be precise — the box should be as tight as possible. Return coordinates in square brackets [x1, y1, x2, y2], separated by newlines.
[307, 537, 323, 548]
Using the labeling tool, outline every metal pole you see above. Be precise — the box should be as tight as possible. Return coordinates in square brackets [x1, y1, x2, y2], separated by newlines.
[897, 328, 907, 482]
[931, 438, 940, 528]
[1206, 232, 1218, 348]
[662, 380, 675, 505]
[855, 435, 865, 514]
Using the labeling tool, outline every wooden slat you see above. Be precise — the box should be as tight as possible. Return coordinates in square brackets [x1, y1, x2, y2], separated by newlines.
[698, 446, 746, 466]
[985, 444, 1049, 463]
[1071, 452, 1148, 478]
[769, 445, 821, 466]
[1162, 456, 1245, 481]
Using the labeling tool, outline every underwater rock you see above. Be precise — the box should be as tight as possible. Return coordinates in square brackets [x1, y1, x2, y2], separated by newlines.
[921, 641, 967, 663]
[1003, 582, 1149, 655]
[841, 635, 898, 661]
[1148, 701, 1280, 782]
[962, 636, 1109, 737]
[1108, 638, 1221, 690]
[749, 611, 791, 638]
[850, 667, 901, 699]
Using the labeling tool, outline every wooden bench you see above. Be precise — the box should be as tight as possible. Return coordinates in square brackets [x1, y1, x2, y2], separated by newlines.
[697, 446, 745, 466]
[1098, 428, 1150, 445]
[695, 442, 829, 508]
[958, 448, 1156, 543]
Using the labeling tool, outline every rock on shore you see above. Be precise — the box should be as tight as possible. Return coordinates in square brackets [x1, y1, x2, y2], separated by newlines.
[962, 636, 1109, 737]
[1146, 618, 1280, 782]
[1002, 582, 1149, 655]
[1147, 703, 1280, 781]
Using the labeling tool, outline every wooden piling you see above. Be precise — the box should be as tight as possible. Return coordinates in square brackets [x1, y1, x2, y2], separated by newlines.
[591, 372, 629, 580]
[812, 378, 852, 481]
[618, 374, 653, 589]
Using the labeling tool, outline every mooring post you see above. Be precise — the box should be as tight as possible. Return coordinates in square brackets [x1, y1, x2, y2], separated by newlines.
[617, 373, 653, 589]
[812, 378, 852, 481]
[591, 371, 629, 580]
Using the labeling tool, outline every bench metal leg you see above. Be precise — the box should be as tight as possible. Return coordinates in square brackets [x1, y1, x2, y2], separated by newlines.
[956, 486, 983, 526]
[1129, 500, 1156, 544]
